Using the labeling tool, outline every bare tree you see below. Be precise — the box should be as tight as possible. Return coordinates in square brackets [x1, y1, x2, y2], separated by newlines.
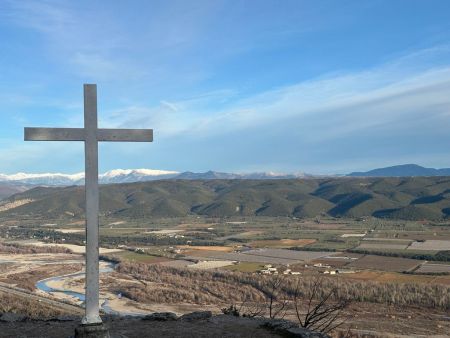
[265, 274, 288, 319]
[292, 276, 351, 334]
[221, 298, 266, 318]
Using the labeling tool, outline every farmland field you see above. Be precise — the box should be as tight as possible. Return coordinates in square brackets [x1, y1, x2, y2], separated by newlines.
[183, 251, 304, 265]
[248, 239, 316, 248]
[357, 243, 408, 250]
[416, 263, 450, 273]
[346, 254, 423, 272]
[112, 251, 172, 264]
[242, 248, 332, 261]
[187, 260, 235, 269]
[177, 245, 234, 252]
[407, 240, 450, 251]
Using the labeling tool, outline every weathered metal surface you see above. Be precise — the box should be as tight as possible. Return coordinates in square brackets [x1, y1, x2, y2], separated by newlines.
[24, 127, 153, 142]
[97, 129, 153, 142]
[83, 84, 102, 325]
[24, 127, 85, 141]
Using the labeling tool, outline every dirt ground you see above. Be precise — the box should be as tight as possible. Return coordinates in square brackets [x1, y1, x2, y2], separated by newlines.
[0, 316, 282, 338]
[334, 302, 450, 337]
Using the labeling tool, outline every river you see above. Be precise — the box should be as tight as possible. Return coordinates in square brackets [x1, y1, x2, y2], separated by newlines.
[35, 261, 128, 316]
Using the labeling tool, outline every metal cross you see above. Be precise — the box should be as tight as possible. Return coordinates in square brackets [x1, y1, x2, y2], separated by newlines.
[24, 84, 153, 325]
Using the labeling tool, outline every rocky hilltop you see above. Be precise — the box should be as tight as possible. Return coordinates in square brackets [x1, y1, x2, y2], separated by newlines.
[0, 311, 329, 338]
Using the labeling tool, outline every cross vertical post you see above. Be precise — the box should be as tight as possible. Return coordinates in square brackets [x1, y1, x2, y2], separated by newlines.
[24, 84, 153, 336]
[83, 84, 101, 324]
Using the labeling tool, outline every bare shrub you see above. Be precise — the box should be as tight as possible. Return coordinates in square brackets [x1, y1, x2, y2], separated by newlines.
[115, 262, 450, 310]
[0, 243, 72, 254]
[264, 275, 288, 319]
[292, 276, 351, 334]
[0, 292, 66, 318]
[0, 264, 82, 291]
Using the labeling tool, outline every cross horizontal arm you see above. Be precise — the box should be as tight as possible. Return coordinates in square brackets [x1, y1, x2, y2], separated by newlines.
[97, 129, 153, 142]
[24, 127, 85, 141]
[24, 128, 153, 142]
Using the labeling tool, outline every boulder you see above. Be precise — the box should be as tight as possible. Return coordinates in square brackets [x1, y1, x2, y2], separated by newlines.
[179, 311, 212, 321]
[142, 312, 178, 321]
[261, 319, 296, 331]
[0, 312, 27, 322]
[260, 319, 330, 338]
[284, 327, 330, 338]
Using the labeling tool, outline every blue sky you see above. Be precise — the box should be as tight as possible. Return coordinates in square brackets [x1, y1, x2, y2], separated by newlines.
[1, 0, 450, 174]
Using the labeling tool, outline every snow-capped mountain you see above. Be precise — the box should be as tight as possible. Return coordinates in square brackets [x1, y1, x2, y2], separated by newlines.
[0, 169, 179, 186]
[99, 169, 179, 184]
[0, 172, 86, 186]
[0, 169, 308, 186]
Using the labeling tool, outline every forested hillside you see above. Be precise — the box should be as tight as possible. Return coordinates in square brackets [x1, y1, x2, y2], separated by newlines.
[2, 177, 450, 220]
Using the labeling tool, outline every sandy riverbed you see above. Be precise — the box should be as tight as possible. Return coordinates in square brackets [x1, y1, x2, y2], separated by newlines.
[25, 241, 123, 254]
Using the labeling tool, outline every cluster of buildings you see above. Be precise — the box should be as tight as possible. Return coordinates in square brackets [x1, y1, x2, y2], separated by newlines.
[259, 264, 301, 275]
[311, 262, 355, 275]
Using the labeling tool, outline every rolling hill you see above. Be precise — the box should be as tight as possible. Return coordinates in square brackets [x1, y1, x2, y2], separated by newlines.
[0, 183, 33, 200]
[2, 177, 450, 220]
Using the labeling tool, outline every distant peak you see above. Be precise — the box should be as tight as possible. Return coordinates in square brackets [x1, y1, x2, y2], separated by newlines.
[101, 169, 179, 177]
[348, 164, 450, 177]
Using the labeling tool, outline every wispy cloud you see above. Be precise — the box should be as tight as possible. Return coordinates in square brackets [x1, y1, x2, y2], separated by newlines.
[102, 46, 450, 144]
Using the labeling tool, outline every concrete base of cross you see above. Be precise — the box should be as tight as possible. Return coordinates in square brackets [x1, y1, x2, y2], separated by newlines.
[74, 323, 110, 338]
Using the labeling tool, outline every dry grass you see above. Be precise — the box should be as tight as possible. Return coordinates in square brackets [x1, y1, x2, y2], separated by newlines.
[0, 291, 66, 318]
[0, 264, 82, 291]
[114, 262, 450, 310]
[0, 243, 72, 255]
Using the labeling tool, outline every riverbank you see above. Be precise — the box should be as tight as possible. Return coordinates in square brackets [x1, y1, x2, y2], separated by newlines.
[35, 261, 150, 316]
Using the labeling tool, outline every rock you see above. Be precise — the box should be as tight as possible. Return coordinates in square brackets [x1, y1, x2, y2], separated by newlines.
[180, 311, 212, 321]
[74, 323, 110, 338]
[142, 312, 178, 321]
[260, 319, 330, 338]
[284, 327, 330, 338]
[55, 315, 78, 322]
[261, 319, 296, 331]
[0, 312, 27, 322]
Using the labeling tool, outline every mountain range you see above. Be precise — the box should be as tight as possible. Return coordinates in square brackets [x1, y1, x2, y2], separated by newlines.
[0, 164, 449, 187]
[0, 169, 307, 186]
[2, 176, 450, 221]
[348, 164, 450, 177]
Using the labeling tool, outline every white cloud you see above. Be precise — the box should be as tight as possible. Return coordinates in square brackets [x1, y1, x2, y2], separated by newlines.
[100, 46, 450, 145]
[160, 101, 179, 112]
